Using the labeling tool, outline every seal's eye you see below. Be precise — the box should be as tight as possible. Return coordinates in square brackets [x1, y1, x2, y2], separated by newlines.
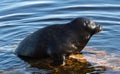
[88, 21, 96, 29]
[91, 24, 96, 29]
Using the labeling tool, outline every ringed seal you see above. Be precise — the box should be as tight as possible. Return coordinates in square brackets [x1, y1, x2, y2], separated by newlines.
[15, 17, 102, 65]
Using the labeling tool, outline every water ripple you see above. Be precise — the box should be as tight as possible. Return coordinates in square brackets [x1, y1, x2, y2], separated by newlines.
[0, 13, 34, 22]
[49, 4, 120, 11]
[0, 0, 120, 73]
[0, 1, 56, 12]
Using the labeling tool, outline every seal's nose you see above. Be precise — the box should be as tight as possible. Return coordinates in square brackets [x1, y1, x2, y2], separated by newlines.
[99, 25, 103, 31]
[97, 24, 102, 31]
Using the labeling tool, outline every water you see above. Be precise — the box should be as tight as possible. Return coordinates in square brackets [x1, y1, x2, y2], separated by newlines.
[0, 0, 120, 74]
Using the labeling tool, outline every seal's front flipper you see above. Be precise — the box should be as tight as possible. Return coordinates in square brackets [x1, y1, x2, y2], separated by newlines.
[52, 55, 66, 66]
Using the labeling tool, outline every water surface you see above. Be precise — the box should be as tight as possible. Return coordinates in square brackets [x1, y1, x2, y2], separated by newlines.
[0, 0, 120, 74]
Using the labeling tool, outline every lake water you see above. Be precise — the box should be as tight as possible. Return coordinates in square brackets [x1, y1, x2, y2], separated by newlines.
[0, 0, 120, 74]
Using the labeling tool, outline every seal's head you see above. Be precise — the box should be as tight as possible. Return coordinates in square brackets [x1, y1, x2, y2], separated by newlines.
[70, 17, 102, 35]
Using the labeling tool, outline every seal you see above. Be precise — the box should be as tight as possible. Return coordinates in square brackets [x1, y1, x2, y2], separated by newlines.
[15, 17, 102, 65]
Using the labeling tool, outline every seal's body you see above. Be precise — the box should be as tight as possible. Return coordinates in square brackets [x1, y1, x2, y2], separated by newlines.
[15, 17, 102, 65]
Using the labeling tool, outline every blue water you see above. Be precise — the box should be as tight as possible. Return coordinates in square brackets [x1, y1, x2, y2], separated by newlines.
[0, 0, 120, 74]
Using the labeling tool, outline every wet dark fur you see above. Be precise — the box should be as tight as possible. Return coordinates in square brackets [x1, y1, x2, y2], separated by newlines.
[15, 17, 102, 65]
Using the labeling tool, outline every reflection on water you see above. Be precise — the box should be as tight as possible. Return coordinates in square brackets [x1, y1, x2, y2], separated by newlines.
[0, 0, 120, 74]
[0, 51, 106, 74]
[83, 48, 120, 71]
